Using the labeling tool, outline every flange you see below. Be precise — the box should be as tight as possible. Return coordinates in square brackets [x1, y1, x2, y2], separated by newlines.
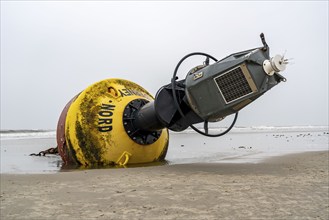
[123, 99, 162, 145]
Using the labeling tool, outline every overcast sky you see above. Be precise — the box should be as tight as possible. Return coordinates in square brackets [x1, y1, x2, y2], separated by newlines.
[1, 1, 328, 130]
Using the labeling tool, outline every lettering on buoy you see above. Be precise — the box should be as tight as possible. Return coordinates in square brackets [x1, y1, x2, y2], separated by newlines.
[98, 103, 115, 132]
[119, 88, 145, 97]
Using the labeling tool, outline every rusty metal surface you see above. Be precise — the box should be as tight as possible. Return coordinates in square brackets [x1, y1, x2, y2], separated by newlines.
[56, 94, 79, 165]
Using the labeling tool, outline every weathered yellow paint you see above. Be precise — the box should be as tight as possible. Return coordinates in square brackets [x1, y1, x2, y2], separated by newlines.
[65, 78, 169, 166]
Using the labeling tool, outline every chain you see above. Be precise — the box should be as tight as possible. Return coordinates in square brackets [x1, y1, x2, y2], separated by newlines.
[29, 146, 58, 156]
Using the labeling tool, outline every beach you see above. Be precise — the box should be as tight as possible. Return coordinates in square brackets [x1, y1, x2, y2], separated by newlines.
[1, 151, 328, 220]
[0, 127, 328, 219]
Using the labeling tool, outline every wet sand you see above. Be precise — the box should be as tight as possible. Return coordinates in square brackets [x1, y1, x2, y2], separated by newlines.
[1, 151, 328, 220]
[1, 128, 328, 174]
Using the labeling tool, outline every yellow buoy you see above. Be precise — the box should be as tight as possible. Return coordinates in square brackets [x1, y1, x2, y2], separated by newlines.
[54, 34, 287, 168]
[57, 78, 169, 167]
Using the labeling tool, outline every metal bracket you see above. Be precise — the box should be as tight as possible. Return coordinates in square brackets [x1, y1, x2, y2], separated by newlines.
[260, 33, 268, 51]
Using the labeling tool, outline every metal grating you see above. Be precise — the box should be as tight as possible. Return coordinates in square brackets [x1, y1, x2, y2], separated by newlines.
[214, 66, 253, 104]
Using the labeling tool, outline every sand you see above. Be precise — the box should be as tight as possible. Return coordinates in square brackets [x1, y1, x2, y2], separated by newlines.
[1, 151, 328, 220]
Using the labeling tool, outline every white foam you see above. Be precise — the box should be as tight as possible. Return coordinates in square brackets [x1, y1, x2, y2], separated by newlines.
[1, 126, 327, 140]
[0, 130, 56, 140]
[173, 125, 329, 134]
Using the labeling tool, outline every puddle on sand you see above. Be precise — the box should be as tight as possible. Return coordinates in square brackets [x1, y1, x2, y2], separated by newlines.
[1, 128, 328, 174]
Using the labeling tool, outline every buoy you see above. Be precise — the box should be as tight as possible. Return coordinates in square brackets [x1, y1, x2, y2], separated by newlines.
[53, 33, 288, 167]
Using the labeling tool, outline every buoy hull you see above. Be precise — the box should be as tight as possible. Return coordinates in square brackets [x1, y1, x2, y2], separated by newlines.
[57, 79, 169, 167]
